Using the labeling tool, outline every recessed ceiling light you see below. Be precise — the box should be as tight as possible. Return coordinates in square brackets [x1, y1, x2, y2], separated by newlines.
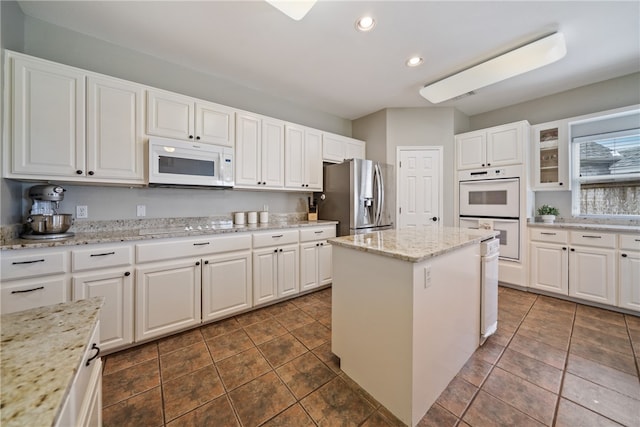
[406, 56, 424, 67]
[356, 16, 375, 32]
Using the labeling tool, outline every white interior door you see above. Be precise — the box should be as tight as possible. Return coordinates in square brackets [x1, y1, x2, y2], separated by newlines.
[397, 147, 443, 228]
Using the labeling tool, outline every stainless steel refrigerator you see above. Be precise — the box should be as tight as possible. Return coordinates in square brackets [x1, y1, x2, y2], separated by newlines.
[317, 159, 393, 236]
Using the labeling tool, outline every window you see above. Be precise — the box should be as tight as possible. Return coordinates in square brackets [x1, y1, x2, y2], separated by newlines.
[571, 119, 640, 217]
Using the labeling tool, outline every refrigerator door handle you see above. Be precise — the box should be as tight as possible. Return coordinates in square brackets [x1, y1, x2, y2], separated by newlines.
[374, 163, 384, 226]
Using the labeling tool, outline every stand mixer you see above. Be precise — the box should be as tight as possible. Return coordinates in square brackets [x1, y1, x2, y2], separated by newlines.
[21, 184, 74, 240]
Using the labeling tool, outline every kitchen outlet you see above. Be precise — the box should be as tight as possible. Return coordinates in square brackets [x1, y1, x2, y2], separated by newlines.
[76, 205, 88, 219]
[136, 205, 146, 217]
[424, 265, 432, 289]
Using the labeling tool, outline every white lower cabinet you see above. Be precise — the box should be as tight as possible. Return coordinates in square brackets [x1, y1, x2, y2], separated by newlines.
[0, 248, 69, 315]
[529, 228, 621, 307]
[618, 234, 640, 312]
[55, 321, 102, 427]
[299, 225, 336, 292]
[73, 270, 134, 352]
[135, 259, 202, 341]
[253, 244, 299, 305]
[568, 246, 616, 305]
[72, 244, 134, 351]
[202, 251, 252, 322]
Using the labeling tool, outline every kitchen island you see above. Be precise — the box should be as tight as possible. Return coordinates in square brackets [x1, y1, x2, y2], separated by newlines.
[328, 226, 498, 427]
[0, 298, 103, 427]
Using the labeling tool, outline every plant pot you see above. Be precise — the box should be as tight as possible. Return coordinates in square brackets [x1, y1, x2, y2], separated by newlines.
[541, 215, 556, 224]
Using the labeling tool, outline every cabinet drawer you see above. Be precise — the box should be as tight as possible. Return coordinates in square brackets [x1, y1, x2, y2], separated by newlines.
[136, 234, 251, 263]
[619, 234, 640, 251]
[72, 245, 132, 272]
[570, 231, 616, 248]
[1, 250, 67, 281]
[253, 229, 299, 248]
[300, 226, 337, 242]
[1, 276, 68, 314]
[529, 228, 568, 244]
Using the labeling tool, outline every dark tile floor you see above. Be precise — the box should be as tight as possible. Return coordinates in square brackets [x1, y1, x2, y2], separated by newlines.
[102, 286, 640, 427]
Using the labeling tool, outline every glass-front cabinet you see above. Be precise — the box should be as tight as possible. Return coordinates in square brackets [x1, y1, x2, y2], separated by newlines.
[531, 119, 570, 190]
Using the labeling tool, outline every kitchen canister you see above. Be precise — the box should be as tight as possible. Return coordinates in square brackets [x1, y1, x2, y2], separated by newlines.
[247, 211, 258, 224]
[259, 211, 269, 224]
[234, 212, 245, 225]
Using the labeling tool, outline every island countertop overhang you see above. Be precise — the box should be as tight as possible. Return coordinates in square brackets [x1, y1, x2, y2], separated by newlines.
[328, 226, 499, 262]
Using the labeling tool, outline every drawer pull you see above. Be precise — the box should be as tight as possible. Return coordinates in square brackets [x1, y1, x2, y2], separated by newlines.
[272, 235, 283, 238]
[540, 232, 556, 235]
[621, 253, 628, 258]
[193, 242, 210, 246]
[581, 235, 602, 239]
[635, 239, 640, 242]
[12, 259, 45, 265]
[90, 251, 115, 257]
[11, 286, 44, 294]
[314, 231, 324, 234]
[86, 343, 100, 366]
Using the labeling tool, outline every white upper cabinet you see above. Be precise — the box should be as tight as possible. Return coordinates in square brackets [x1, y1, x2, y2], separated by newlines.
[235, 112, 285, 189]
[285, 124, 323, 191]
[531, 119, 570, 191]
[8, 53, 86, 178]
[456, 121, 528, 170]
[6, 51, 144, 184]
[322, 132, 365, 163]
[87, 76, 145, 182]
[147, 89, 235, 147]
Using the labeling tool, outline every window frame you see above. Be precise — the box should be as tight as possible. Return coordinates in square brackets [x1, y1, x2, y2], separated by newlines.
[569, 106, 640, 219]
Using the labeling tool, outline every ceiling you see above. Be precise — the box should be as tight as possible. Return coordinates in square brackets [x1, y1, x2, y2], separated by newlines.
[17, 1, 640, 120]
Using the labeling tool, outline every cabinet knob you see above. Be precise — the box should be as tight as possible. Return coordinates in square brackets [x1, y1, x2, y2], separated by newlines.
[622, 253, 628, 258]
[196, 136, 201, 140]
[204, 260, 209, 264]
[562, 247, 567, 251]
[274, 249, 278, 253]
[88, 171, 94, 176]
[76, 170, 83, 175]
[263, 182, 267, 185]
[258, 181, 262, 185]
[124, 271, 131, 276]
[481, 164, 485, 167]
[431, 216, 438, 222]
[316, 243, 319, 247]
[301, 184, 305, 187]
[570, 248, 575, 252]
[559, 182, 563, 186]
[195, 261, 200, 266]
[487, 163, 491, 166]
[279, 249, 283, 252]
[189, 135, 194, 139]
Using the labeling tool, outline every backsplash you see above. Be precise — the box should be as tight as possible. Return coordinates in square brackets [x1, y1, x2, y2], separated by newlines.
[0, 212, 308, 245]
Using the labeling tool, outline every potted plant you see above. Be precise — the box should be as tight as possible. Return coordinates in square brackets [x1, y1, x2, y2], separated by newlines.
[537, 204, 560, 224]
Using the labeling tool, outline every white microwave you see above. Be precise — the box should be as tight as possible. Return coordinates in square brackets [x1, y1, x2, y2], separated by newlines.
[148, 137, 234, 188]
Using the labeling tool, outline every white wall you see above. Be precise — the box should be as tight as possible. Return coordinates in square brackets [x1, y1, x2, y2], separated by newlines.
[352, 107, 458, 226]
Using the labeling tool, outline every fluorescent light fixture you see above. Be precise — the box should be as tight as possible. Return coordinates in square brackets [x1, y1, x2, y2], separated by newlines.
[420, 32, 567, 104]
[266, 0, 317, 21]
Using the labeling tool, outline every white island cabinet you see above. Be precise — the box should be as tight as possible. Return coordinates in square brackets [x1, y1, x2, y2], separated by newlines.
[330, 226, 497, 426]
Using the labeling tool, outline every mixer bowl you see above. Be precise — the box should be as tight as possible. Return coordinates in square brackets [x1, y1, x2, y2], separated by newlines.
[26, 214, 73, 234]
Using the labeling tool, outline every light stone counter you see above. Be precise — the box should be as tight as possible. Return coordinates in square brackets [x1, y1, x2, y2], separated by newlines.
[0, 297, 103, 427]
[328, 225, 499, 263]
[528, 221, 640, 233]
[1, 219, 338, 251]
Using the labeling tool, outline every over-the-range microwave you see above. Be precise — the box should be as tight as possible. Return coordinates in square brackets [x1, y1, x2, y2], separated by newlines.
[148, 137, 234, 188]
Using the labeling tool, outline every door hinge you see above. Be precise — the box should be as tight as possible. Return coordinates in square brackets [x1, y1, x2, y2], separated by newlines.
[399, 161, 402, 168]
[399, 207, 402, 214]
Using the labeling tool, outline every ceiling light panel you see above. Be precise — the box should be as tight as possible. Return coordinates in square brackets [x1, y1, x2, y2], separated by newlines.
[420, 32, 567, 104]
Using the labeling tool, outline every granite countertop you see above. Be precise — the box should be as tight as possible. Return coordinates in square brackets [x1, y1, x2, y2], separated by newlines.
[1, 220, 339, 251]
[528, 222, 640, 233]
[0, 297, 103, 427]
[328, 226, 499, 263]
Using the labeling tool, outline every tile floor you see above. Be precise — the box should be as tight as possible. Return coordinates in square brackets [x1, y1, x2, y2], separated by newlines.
[102, 286, 640, 427]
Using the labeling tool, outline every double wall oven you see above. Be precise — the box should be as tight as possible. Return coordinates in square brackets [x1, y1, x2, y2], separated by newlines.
[458, 165, 522, 261]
